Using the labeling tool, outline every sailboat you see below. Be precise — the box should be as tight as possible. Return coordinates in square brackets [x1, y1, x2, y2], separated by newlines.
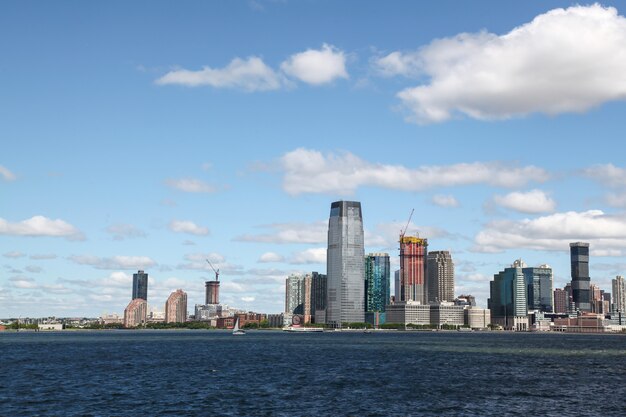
[232, 318, 246, 335]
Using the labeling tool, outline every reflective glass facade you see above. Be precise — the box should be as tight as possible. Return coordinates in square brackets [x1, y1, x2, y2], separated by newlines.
[523, 265, 554, 312]
[327, 201, 365, 327]
[365, 253, 390, 314]
[132, 270, 148, 301]
[570, 242, 590, 312]
[488, 263, 528, 330]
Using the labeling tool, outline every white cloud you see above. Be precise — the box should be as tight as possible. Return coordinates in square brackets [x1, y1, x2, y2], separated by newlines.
[241, 296, 256, 303]
[25, 265, 42, 273]
[474, 210, 626, 253]
[0, 165, 16, 181]
[69, 255, 157, 270]
[106, 223, 147, 240]
[165, 178, 215, 193]
[29, 253, 57, 260]
[493, 189, 556, 214]
[234, 221, 327, 244]
[432, 194, 459, 208]
[3, 251, 25, 259]
[169, 220, 210, 236]
[0, 216, 84, 240]
[156, 56, 283, 91]
[289, 248, 327, 264]
[280, 148, 548, 195]
[258, 252, 285, 263]
[372, 51, 421, 77]
[389, 5, 626, 123]
[281, 44, 348, 85]
[583, 163, 626, 188]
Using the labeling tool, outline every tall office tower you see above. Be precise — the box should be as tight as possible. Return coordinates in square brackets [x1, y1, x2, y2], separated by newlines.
[570, 242, 591, 312]
[612, 276, 625, 312]
[427, 251, 455, 303]
[522, 264, 554, 312]
[285, 274, 305, 315]
[400, 235, 428, 303]
[132, 270, 148, 300]
[488, 259, 528, 331]
[124, 298, 147, 328]
[394, 270, 400, 302]
[311, 272, 327, 323]
[364, 253, 390, 326]
[327, 201, 365, 328]
[553, 288, 569, 314]
[205, 280, 220, 304]
[165, 289, 188, 323]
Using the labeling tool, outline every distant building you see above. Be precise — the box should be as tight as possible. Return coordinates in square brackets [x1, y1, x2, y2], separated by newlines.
[430, 302, 465, 327]
[311, 271, 327, 324]
[124, 298, 147, 328]
[554, 288, 571, 314]
[327, 201, 365, 328]
[399, 235, 428, 304]
[195, 304, 221, 321]
[570, 242, 591, 312]
[386, 301, 430, 326]
[613, 276, 625, 313]
[394, 269, 400, 302]
[132, 270, 148, 301]
[522, 264, 554, 312]
[165, 289, 188, 323]
[465, 307, 491, 329]
[365, 252, 390, 326]
[38, 323, 63, 331]
[100, 313, 123, 325]
[427, 250, 454, 303]
[454, 295, 476, 307]
[205, 281, 220, 305]
[488, 259, 528, 331]
[285, 274, 305, 315]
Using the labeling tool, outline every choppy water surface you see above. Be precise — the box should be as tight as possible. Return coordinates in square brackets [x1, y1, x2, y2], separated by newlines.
[1, 331, 625, 416]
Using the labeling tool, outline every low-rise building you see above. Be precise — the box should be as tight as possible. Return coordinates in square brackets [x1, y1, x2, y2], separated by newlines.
[386, 301, 430, 326]
[465, 307, 491, 329]
[38, 323, 63, 331]
[430, 302, 465, 327]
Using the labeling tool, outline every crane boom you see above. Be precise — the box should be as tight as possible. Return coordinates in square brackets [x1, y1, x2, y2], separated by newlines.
[400, 208, 414, 238]
[206, 259, 220, 281]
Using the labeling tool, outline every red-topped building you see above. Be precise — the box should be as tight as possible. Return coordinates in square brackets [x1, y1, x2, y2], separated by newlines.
[400, 235, 428, 304]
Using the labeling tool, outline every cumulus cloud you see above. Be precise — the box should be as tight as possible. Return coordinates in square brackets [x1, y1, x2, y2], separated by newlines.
[0, 165, 16, 181]
[432, 194, 459, 208]
[3, 251, 25, 259]
[234, 221, 327, 244]
[583, 163, 626, 188]
[385, 5, 626, 123]
[258, 252, 285, 263]
[289, 248, 327, 264]
[474, 210, 626, 253]
[69, 255, 157, 270]
[280, 148, 548, 195]
[165, 178, 215, 193]
[169, 220, 210, 236]
[156, 57, 283, 91]
[493, 189, 556, 214]
[280, 44, 348, 85]
[106, 223, 147, 240]
[0, 216, 84, 240]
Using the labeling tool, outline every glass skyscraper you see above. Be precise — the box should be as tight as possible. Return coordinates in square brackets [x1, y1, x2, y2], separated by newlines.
[522, 264, 553, 313]
[570, 242, 591, 312]
[132, 270, 148, 300]
[365, 252, 390, 325]
[488, 260, 528, 331]
[327, 201, 365, 328]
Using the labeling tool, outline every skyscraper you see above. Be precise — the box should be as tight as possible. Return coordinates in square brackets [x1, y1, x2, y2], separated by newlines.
[399, 235, 428, 304]
[488, 259, 528, 331]
[522, 264, 554, 312]
[205, 280, 220, 304]
[570, 242, 591, 312]
[365, 252, 390, 326]
[285, 274, 305, 315]
[612, 276, 625, 313]
[124, 298, 147, 328]
[132, 270, 148, 300]
[165, 289, 188, 323]
[327, 201, 365, 328]
[427, 251, 454, 303]
[553, 288, 570, 314]
[394, 270, 400, 302]
[311, 271, 327, 323]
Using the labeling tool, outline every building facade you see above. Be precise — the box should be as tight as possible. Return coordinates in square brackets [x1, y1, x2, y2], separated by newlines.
[522, 264, 554, 312]
[311, 271, 327, 323]
[365, 252, 390, 326]
[570, 242, 591, 312]
[399, 235, 428, 304]
[124, 298, 147, 328]
[285, 274, 305, 315]
[554, 288, 571, 314]
[165, 289, 187, 323]
[327, 201, 365, 327]
[205, 280, 220, 305]
[613, 276, 625, 313]
[132, 270, 148, 301]
[386, 301, 430, 326]
[488, 260, 528, 331]
[427, 250, 454, 303]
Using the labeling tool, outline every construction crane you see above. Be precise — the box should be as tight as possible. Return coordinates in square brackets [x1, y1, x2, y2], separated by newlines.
[400, 208, 414, 238]
[206, 259, 220, 281]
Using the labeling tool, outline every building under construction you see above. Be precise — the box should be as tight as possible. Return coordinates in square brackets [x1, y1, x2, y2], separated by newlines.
[399, 235, 428, 304]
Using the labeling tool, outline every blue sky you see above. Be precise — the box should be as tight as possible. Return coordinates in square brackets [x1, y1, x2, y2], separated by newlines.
[3, 1, 626, 317]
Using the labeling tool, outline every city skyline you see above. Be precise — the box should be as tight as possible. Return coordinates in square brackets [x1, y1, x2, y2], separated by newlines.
[3, 1, 626, 317]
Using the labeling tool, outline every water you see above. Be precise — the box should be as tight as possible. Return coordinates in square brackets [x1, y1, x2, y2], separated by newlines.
[1, 330, 625, 416]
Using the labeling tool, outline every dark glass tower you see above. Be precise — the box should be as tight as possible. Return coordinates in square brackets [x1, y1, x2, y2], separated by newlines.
[365, 253, 390, 325]
[570, 242, 590, 312]
[327, 201, 365, 328]
[132, 270, 148, 300]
